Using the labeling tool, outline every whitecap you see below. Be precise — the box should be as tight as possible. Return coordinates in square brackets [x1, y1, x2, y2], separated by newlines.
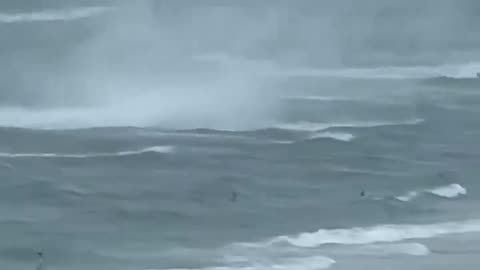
[395, 183, 466, 202]
[429, 183, 467, 198]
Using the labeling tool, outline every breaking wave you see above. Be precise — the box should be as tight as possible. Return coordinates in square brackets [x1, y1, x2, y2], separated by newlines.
[0, 6, 111, 23]
[330, 243, 431, 257]
[277, 62, 480, 79]
[357, 243, 431, 256]
[253, 219, 480, 248]
[396, 183, 467, 202]
[156, 256, 335, 270]
[275, 119, 423, 132]
[309, 132, 355, 142]
[0, 146, 173, 159]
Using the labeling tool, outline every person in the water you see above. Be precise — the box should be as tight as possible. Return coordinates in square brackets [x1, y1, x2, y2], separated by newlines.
[35, 252, 44, 270]
[231, 191, 238, 202]
[360, 190, 366, 197]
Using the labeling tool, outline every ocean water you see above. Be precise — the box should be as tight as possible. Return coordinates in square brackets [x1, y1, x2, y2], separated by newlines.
[1, 1, 480, 269]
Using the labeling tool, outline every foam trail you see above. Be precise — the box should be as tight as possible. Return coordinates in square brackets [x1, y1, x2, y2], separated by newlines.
[276, 119, 424, 132]
[262, 219, 480, 248]
[396, 183, 467, 202]
[153, 256, 335, 270]
[0, 146, 173, 159]
[309, 132, 355, 142]
[0, 7, 111, 23]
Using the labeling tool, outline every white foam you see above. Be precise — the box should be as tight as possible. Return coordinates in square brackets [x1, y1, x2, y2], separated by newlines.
[396, 183, 467, 202]
[309, 132, 355, 142]
[275, 119, 423, 132]
[395, 191, 420, 202]
[359, 243, 431, 256]
[266, 219, 480, 248]
[430, 183, 467, 198]
[275, 122, 332, 132]
[154, 256, 335, 270]
[0, 6, 111, 23]
[271, 140, 295, 144]
[0, 146, 173, 159]
[329, 242, 430, 257]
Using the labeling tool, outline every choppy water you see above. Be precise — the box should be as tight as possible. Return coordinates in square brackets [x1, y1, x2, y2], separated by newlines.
[1, 1, 480, 270]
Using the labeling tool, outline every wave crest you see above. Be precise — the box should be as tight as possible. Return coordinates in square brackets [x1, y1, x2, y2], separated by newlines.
[264, 219, 480, 248]
[277, 62, 480, 80]
[358, 243, 431, 256]
[0, 146, 173, 159]
[275, 119, 423, 132]
[157, 256, 335, 270]
[309, 132, 355, 142]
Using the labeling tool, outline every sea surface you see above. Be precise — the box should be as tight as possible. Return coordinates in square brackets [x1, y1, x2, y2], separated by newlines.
[1, 1, 480, 269]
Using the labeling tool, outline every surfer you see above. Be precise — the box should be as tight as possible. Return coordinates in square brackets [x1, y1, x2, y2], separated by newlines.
[231, 191, 238, 202]
[35, 252, 44, 270]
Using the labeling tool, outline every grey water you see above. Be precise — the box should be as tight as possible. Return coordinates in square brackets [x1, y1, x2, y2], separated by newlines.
[1, 1, 480, 269]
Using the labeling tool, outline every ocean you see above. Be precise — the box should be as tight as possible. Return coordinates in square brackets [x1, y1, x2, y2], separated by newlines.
[1, 1, 480, 269]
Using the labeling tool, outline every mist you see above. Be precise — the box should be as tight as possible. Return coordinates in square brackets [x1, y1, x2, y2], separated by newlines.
[1, 0, 479, 129]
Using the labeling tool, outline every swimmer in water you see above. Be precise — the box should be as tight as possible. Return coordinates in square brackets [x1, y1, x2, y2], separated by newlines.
[35, 252, 44, 270]
[360, 190, 366, 197]
[231, 191, 238, 202]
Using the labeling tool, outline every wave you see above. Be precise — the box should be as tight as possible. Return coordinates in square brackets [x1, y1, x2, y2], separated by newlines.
[275, 119, 423, 132]
[0, 6, 111, 23]
[395, 183, 467, 202]
[309, 132, 355, 142]
[254, 219, 480, 248]
[271, 132, 355, 144]
[0, 146, 173, 159]
[157, 256, 335, 270]
[282, 96, 360, 102]
[277, 62, 480, 80]
[358, 243, 431, 256]
[192, 53, 478, 80]
[430, 184, 467, 197]
[331, 242, 431, 257]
